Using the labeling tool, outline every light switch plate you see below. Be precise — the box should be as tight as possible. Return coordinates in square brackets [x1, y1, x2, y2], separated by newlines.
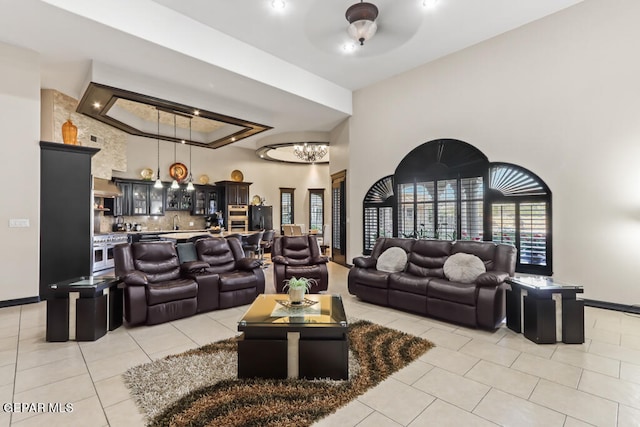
[9, 219, 30, 228]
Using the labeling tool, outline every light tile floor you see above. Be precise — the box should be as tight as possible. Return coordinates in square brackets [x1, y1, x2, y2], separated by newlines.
[1, 262, 639, 426]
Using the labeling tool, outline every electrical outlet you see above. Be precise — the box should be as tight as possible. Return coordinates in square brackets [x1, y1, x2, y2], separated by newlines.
[9, 218, 30, 228]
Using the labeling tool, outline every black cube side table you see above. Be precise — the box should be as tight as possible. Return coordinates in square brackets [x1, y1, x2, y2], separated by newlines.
[505, 276, 584, 344]
[46, 276, 122, 342]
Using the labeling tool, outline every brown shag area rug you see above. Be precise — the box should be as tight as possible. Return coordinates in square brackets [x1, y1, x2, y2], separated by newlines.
[123, 320, 434, 427]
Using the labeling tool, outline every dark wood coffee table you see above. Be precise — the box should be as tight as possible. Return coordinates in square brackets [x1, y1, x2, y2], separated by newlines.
[237, 294, 348, 380]
[505, 276, 584, 344]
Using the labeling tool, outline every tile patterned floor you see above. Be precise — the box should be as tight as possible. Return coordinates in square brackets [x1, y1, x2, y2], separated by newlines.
[1, 262, 639, 426]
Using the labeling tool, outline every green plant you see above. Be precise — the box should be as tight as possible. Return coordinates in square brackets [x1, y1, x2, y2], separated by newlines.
[283, 277, 317, 294]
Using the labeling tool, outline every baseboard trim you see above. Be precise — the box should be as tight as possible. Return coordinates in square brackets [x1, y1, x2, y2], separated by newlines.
[583, 299, 640, 314]
[0, 296, 41, 308]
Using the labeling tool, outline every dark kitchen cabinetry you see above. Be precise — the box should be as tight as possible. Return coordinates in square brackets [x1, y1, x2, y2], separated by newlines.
[216, 181, 251, 206]
[192, 186, 218, 216]
[40, 141, 99, 299]
[132, 183, 164, 216]
[166, 186, 193, 211]
[108, 180, 164, 216]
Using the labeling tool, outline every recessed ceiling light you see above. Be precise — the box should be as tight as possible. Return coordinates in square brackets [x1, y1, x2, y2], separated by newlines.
[342, 43, 357, 53]
[193, 110, 200, 116]
[271, 0, 285, 10]
[423, 0, 439, 9]
[93, 102, 101, 109]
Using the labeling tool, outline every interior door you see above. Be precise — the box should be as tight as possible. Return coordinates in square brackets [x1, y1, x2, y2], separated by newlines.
[331, 170, 347, 266]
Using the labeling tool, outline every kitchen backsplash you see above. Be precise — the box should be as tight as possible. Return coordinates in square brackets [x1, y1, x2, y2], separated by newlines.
[97, 211, 208, 234]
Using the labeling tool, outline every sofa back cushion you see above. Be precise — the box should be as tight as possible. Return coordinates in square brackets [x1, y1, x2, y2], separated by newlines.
[132, 242, 180, 283]
[273, 235, 321, 266]
[406, 240, 452, 278]
[451, 241, 497, 271]
[195, 238, 236, 273]
[371, 238, 415, 259]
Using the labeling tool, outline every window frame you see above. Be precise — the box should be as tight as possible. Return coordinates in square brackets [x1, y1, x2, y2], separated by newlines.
[308, 188, 324, 236]
[279, 188, 295, 232]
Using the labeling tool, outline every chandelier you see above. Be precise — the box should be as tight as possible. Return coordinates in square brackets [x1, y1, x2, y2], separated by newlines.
[293, 143, 328, 163]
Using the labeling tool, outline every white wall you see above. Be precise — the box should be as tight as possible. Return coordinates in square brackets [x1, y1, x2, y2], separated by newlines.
[0, 43, 41, 301]
[348, 0, 640, 305]
[114, 135, 331, 232]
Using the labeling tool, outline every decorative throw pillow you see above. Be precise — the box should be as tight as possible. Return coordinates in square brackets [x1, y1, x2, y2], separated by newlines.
[443, 253, 486, 283]
[376, 247, 408, 273]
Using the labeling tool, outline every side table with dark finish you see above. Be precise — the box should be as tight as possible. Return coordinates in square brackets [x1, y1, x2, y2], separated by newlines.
[505, 276, 584, 344]
[46, 276, 122, 342]
[237, 294, 349, 380]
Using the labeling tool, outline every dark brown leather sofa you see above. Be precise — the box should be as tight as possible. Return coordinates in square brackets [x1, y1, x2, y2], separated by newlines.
[348, 238, 517, 330]
[114, 241, 199, 325]
[114, 238, 264, 326]
[271, 235, 329, 293]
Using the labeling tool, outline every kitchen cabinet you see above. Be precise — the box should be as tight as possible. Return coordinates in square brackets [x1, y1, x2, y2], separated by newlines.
[40, 141, 99, 299]
[215, 181, 251, 206]
[108, 180, 164, 216]
[192, 185, 218, 216]
[132, 183, 164, 215]
[215, 180, 251, 232]
[166, 186, 193, 211]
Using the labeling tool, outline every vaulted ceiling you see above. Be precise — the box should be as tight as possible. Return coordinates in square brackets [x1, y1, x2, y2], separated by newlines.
[0, 0, 583, 150]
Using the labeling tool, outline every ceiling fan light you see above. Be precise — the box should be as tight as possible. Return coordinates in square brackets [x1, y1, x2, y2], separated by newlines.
[346, 2, 379, 45]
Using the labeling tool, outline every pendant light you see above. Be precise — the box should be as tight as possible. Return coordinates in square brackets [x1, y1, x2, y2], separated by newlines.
[170, 114, 180, 189]
[154, 109, 163, 189]
[186, 118, 195, 191]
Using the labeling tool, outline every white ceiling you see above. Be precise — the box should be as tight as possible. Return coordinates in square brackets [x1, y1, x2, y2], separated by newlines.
[0, 0, 584, 150]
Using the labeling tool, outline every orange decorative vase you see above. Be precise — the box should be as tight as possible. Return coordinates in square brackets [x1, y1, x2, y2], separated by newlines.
[62, 119, 78, 145]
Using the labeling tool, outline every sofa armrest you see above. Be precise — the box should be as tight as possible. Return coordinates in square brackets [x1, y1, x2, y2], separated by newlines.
[236, 258, 262, 271]
[310, 256, 329, 265]
[353, 256, 376, 269]
[476, 271, 510, 287]
[122, 271, 148, 286]
[272, 255, 288, 265]
[180, 260, 210, 275]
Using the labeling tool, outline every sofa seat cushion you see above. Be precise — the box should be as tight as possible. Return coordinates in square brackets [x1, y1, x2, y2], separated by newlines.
[376, 247, 408, 273]
[427, 278, 477, 305]
[146, 279, 197, 305]
[219, 272, 258, 292]
[282, 265, 324, 280]
[352, 268, 390, 289]
[389, 272, 430, 296]
[443, 253, 486, 283]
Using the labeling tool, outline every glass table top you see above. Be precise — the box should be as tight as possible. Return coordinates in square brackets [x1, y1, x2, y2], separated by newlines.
[238, 294, 347, 327]
[48, 276, 118, 290]
[507, 275, 583, 291]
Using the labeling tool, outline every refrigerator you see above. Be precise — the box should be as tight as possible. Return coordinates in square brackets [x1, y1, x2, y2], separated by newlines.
[249, 205, 273, 231]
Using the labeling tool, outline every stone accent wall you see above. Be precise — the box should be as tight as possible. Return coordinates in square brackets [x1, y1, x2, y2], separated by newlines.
[41, 89, 127, 179]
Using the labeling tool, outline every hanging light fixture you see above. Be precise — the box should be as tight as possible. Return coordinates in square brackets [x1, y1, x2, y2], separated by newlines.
[171, 114, 180, 189]
[345, 1, 379, 46]
[186, 118, 195, 192]
[293, 143, 328, 163]
[154, 109, 163, 189]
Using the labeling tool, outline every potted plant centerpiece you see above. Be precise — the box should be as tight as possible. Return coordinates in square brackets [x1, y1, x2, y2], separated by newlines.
[283, 276, 316, 304]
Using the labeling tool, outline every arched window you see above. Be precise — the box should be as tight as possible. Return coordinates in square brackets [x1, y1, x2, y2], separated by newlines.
[361, 139, 553, 275]
[362, 175, 394, 255]
[488, 163, 552, 275]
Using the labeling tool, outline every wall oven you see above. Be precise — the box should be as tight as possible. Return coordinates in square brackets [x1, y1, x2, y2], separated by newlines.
[92, 233, 129, 273]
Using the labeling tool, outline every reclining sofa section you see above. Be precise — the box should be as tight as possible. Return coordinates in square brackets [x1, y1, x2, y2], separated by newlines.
[348, 238, 517, 330]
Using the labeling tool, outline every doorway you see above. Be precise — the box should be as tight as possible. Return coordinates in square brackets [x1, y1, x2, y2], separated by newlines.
[331, 170, 347, 266]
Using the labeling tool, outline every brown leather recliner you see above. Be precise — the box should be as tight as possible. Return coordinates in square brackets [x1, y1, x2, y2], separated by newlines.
[190, 237, 265, 309]
[114, 241, 198, 326]
[271, 235, 329, 293]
